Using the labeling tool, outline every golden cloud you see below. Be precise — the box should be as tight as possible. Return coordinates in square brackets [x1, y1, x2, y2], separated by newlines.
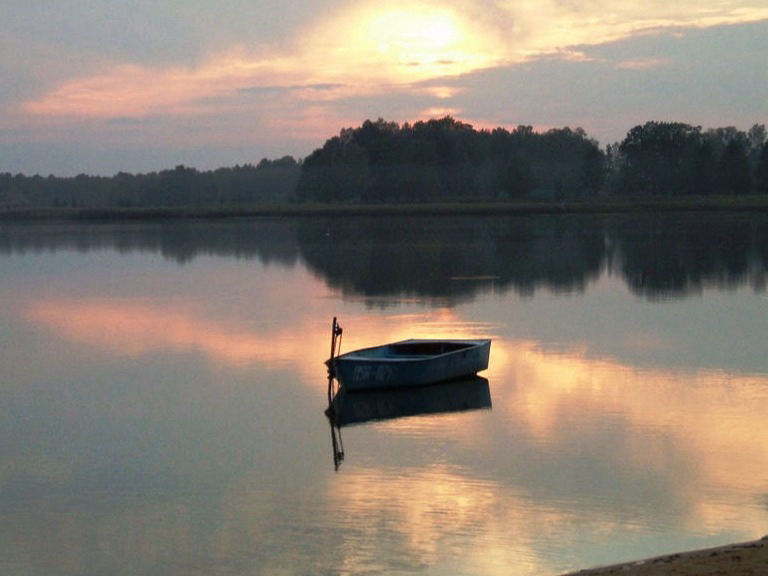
[20, 1, 768, 121]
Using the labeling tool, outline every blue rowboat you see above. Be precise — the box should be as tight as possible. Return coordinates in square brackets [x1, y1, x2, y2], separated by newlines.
[325, 318, 491, 391]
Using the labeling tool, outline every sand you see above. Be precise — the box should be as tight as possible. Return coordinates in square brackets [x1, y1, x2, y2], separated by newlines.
[563, 536, 768, 576]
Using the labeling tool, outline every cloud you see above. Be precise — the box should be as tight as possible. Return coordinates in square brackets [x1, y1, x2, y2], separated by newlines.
[20, 2, 504, 120]
[21, 48, 289, 119]
[19, 1, 768, 124]
[615, 57, 669, 70]
[494, 0, 768, 52]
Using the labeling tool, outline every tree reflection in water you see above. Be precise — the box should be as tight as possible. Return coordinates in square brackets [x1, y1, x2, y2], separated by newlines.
[2, 213, 767, 300]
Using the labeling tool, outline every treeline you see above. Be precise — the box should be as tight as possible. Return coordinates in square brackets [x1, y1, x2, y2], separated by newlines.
[296, 117, 604, 202]
[609, 122, 768, 197]
[2, 117, 768, 210]
[297, 117, 768, 202]
[0, 157, 299, 210]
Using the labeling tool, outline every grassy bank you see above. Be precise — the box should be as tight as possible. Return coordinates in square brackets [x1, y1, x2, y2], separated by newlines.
[3, 195, 768, 221]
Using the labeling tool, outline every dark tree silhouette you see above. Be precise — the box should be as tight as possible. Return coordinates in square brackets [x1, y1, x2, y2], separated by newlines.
[1, 159, 300, 210]
[718, 139, 752, 195]
[2, 118, 766, 210]
[757, 142, 768, 195]
[294, 117, 603, 203]
[617, 122, 702, 196]
[614, 121, 766, 196]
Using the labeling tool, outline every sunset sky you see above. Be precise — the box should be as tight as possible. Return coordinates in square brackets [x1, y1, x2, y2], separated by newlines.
[2, 1, 767, 176]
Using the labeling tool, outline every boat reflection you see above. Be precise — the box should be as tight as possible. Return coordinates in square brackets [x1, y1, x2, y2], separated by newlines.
[326, 376, 492, 470]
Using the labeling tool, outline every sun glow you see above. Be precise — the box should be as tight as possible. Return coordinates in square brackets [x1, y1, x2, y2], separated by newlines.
[368, 9, 463, 65]
[300, 3, 504, 84]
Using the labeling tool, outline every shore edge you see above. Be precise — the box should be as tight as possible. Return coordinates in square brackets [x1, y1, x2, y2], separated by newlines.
[3, 195, 768, 221]
[563, 536, 768, 575]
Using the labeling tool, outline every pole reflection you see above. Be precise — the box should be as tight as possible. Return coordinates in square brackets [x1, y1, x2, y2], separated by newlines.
[326, 375, 492, 469]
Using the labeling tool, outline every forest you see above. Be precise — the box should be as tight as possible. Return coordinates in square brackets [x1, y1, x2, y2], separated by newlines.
[2, 117, 768, 210]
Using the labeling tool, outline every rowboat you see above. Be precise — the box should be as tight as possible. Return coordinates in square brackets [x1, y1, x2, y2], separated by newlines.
[325, 318, 491, 391]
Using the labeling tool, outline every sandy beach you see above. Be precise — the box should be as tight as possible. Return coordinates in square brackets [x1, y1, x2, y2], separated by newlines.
[564, 536, 768, 576]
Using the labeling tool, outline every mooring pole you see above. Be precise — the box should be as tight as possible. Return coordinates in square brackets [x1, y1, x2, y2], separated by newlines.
[330, 316, 337, 362]
[329, 316, 343, 362]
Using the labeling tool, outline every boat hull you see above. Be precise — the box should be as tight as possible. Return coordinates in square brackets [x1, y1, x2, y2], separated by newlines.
[329, 339, 491, 391]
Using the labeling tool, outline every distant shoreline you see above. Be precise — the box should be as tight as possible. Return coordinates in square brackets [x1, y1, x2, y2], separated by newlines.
[3, 196, 768, 221]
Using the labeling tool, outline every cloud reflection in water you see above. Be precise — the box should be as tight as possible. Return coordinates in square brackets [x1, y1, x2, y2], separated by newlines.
[15, 287, 768, 575]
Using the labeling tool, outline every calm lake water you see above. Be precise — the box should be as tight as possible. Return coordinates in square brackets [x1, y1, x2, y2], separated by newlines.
[1, 214, 767, 575]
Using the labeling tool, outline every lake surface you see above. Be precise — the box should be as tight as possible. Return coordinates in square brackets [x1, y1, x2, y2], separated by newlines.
[1, 213, 767, 575]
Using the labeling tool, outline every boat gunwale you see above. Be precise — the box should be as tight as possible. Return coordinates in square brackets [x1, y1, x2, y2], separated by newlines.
[332, 338, 491, 363]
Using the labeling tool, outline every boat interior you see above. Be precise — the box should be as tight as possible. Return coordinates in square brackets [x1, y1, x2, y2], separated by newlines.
[382, 340, 477, 358]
